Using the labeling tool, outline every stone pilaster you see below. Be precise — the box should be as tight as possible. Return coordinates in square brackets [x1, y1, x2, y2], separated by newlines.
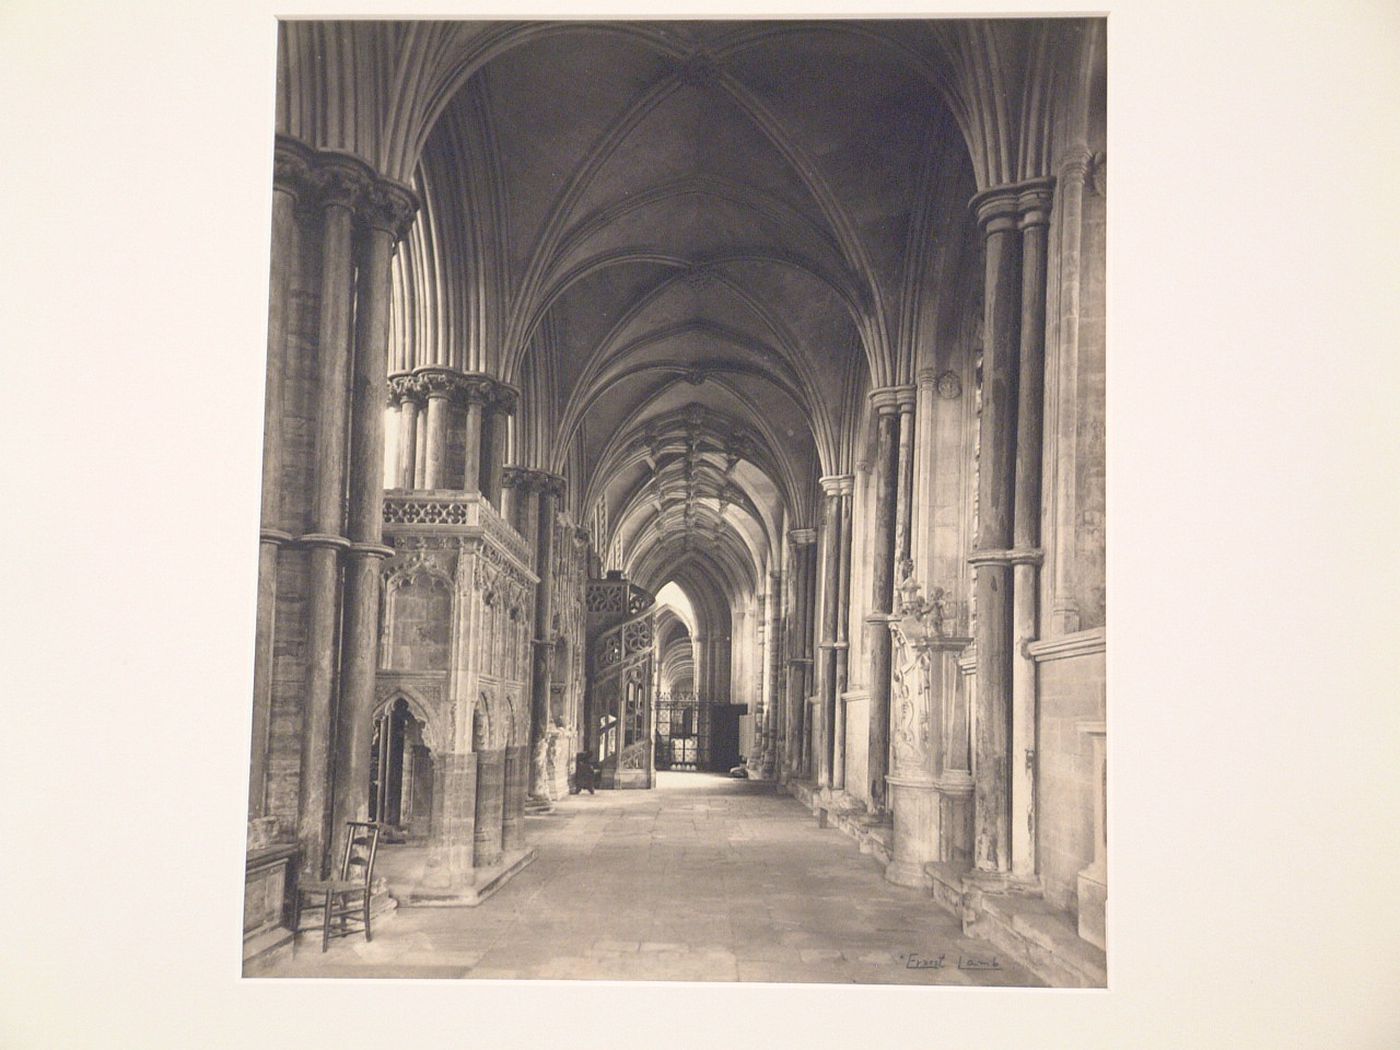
[833, 477, 854, 791]
[529, 472, 565, 801]
[757, 568, 782, 778]
[865, 387, 904, 815]
[784, 529, 816, 780]
[249, 137, 312, 818]
[1011, 179, 1055, 879]
[816, 475, 851, 790]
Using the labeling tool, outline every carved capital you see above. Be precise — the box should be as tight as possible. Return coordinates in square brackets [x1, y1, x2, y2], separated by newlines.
[415, 366, 465, 401]
[460, 376, 495, 406]
[788, 528, 817, 546]
[272, 136, 316, 198]
[489, 382, 520, 414]
[310, 153, 373, 212]
[357, 177, 419, 241]
[387, 372, 425, 406]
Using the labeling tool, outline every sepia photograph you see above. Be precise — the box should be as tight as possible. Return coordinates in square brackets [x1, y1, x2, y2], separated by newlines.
[242, 17, 1108, 987]
[5, 1, 1399, 1046]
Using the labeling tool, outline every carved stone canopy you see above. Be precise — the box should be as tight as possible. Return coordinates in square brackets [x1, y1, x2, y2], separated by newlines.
[889, 571, 962, 650]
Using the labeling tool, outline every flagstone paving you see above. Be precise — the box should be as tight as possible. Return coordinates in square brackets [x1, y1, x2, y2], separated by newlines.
[263, 772, 1042, 986]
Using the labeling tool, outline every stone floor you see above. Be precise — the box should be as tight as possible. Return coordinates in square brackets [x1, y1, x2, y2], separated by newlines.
[263, 772, 1042, 985]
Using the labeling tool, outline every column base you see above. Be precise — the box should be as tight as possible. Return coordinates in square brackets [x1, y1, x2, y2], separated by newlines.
[395, 847, 537, 907]
[883, 858, 933, 890]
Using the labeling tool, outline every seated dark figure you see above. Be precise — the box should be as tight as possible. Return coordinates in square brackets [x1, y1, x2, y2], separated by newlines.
[572, 751, 599, 794]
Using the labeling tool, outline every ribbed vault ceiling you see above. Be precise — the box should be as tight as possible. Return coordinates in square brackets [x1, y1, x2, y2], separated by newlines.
[401, 20, 984, 614]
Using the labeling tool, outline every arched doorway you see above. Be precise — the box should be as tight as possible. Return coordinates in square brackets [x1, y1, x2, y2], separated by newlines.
[368, 697, 434, 843]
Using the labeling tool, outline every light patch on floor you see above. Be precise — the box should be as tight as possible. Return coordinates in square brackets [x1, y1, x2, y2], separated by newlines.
[262, 772, 1042, 986]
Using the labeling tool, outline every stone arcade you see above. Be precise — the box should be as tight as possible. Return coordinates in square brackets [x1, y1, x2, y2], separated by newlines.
[242, 18, 1106, 987]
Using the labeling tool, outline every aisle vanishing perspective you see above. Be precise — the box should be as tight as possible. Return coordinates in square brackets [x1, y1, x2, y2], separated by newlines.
[266, 773, 1041, 985]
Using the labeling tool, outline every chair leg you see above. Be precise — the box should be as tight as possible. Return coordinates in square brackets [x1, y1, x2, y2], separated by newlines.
[363, 891, 372, 943]
[321, 890, 332, 953]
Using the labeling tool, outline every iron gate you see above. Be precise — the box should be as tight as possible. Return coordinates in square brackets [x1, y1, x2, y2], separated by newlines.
[653, 693, 710, 771]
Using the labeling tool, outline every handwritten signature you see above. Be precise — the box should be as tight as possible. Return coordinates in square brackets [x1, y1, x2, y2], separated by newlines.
[898, 952, 1001, 970]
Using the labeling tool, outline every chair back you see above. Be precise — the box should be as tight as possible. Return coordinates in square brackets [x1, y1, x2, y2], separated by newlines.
[338, 821, 381, 889]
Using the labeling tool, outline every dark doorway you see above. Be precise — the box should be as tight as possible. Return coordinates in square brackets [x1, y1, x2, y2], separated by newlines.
[369, 698, 433, 841]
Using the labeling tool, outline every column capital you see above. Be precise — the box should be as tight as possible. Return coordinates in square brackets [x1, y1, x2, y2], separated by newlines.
[971, 176, 1057, 232]
[489, 383, 521, 415]
[789, 528, 817, 546]
[969, 183, 1021, 233]
[387, 371, 426, 406]
[411, 367, 515, 410]
[868, 384, 916, 415]
[415, 366, 467, 401]
[1016, 177, 1056, 229]
[356, 177, 420, 242]
[818, 473, 854, 496]
[309, 151, 376, 212]
[503, 467, 566, 499]
[272, 135, 317, 199]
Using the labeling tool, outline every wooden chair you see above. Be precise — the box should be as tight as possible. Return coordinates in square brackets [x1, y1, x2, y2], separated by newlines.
[294, 821, 382, 953]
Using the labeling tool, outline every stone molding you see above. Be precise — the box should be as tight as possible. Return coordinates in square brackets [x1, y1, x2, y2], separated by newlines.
[296, 531, 352, 551]
[970, 175, 1055, 232]
[818, 473, 854, 496]
[1025, 627, 1106, 663]
[840, 689, 869, 705]
[789, 527, 817, 545]
[968, 546, 1044, 568]
[868, 384, 917, 414]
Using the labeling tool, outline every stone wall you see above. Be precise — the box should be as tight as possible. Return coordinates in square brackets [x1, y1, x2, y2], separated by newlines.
[843, 693, 870, 806]
[1034, 637, 1106, 914]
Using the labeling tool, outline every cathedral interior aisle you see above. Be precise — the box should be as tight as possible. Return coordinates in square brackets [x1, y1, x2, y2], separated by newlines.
[263, 773, 1040, 985]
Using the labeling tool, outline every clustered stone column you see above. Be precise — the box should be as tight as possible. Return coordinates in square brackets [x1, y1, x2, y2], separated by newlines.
[757, 568, 783, 778]
[783, 530, 816, 780]
[251, 136, 418, 879]
[383, 369, 517, 502]
[503, 469, 565, 803]
[832, 477, 854, 791]
[968, 177, 1055, 879]
[816, 475, 853, 790]
[865, 386, 913, 815]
